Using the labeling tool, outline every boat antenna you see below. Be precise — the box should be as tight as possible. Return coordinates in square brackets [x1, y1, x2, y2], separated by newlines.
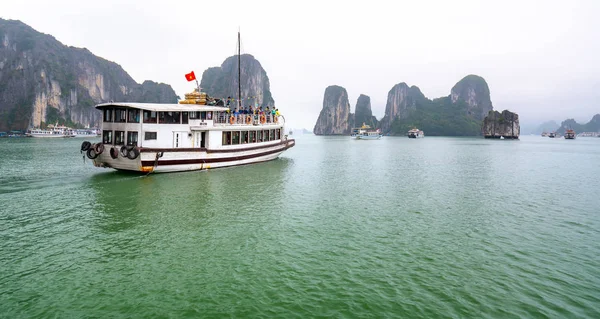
[238, 28, 241, 109]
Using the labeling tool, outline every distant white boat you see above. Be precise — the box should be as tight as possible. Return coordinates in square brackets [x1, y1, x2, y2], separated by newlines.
[351, 123, 382, 140]
[74, 128, 101, 137]
[407, 128, 424, 138]
[26, 123, 75, 138]
[500, 136, 505, 140]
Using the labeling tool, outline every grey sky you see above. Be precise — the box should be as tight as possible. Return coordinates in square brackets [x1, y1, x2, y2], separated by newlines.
[3, 0, 599, 129]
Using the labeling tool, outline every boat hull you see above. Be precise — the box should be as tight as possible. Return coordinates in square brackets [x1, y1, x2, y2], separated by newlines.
[92, 139, 295, 173]
[356, 135, 382, 140]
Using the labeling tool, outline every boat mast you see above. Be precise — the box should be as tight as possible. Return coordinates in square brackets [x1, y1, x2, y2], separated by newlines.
[238, 30, 241, 109]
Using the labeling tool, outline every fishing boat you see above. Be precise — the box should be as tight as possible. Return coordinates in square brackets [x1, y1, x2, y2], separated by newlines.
[351, 123, 382, 140]
[407, 128, 424, 138]
[564, 129, 576, 139]
[549, 132, 556, 138]
[79, 32, 295, 173]
[26, 123, 75, 138]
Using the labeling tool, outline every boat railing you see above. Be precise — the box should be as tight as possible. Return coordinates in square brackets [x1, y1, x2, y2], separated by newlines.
[213, 113, 281, 126]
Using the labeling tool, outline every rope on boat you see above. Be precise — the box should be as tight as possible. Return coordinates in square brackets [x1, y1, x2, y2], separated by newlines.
[146, 152, 162, 176]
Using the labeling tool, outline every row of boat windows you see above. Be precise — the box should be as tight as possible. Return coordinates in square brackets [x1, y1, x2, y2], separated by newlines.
[223, 129, 281, 145]
[102, 130, 146, 146]
[103, 108, 213, 124]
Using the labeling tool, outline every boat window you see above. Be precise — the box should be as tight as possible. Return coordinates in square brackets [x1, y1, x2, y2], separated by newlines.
[103, 108, 113, 122]
[242, 131, 249, 144]
[114, 131, 125, 145]
[143, 111, 157, 123]
[144, 132, 157, 140]
[127, 131, 138, 146]
[270, 129, 274, 141]
[223, 131, 231, 145]
[114, 108, 127, 123]
[127, 109, 140, 123]
[159, 112, 181, 124]
[102, 130, 113, 144]
[200, 112, 206, 120]
[189, 112, 199, 119]
[182, 112, 189, 124]
[249, 131, 256, 143]
[207, 112, 212, 120]
[276, 129, 281, 140]
[232, 131, 240, 145]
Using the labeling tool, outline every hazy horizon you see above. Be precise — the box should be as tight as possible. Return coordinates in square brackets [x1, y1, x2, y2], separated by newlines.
[3, 0, 599, 129]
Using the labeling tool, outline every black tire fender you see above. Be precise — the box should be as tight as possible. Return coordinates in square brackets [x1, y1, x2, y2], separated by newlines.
[94, 143, 105, 155]
[81, 141, 92, 152]
[120, 145, 129, 157]
[86, 148, 98, 159]
[127, 147, 140, 160]
[110, 147, 119, 159]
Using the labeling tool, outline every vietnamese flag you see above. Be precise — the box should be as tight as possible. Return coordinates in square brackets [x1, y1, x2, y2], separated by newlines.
[185, 71, 196, 82]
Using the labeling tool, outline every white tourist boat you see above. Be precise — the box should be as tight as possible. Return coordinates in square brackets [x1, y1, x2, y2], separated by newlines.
[26, 123, 75, 138]
[407, 128, 424, 138]
[351, 124, 382, 140]
[79, 32, 295, 174]
[74, 128, 101, 137]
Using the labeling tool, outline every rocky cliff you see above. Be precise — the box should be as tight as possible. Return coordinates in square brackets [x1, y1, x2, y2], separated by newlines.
[0, 19, 178, 131]
[354, 94, 378, 128]
[450, 74, 493, 121]
[313, 85, 352, 135]
[379, 83, 426, 133]
[200, 54, 274, 109]
[382, 75, 495, 136]
[482, 110, 520, 139]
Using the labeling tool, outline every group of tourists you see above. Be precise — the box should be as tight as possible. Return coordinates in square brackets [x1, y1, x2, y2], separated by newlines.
[220, 100, 281, 124]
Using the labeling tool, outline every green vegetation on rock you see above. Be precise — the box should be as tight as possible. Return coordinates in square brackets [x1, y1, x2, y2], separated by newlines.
[389, 97, 482, 136]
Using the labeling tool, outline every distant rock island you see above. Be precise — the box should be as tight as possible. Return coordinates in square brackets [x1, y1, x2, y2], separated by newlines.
[314, 75, 508, 136]
[200, 54, 274, 109]
[0, 19, 178, 131]
[313, 85, 352, 135]
[482, 110, 520, 139]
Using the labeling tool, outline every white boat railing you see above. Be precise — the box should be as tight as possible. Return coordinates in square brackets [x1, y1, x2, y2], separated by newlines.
[213, 113, 282, 126]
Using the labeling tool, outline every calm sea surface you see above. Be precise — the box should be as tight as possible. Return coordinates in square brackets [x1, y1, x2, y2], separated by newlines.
[1, 135, 599, 318]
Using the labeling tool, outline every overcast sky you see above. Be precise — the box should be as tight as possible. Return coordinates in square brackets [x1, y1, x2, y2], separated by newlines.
[3, 0, 599, 129]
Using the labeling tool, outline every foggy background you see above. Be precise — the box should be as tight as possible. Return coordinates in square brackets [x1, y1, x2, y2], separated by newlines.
[3, 0, 599, 131]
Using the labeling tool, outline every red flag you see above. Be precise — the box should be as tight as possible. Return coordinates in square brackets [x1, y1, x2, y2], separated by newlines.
[185, 71, 196, 82]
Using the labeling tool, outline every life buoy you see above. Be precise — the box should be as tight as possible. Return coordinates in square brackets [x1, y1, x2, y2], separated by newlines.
[127, 147, 140, 160]
[110, 147, 119, 159]
[81, 141, 92, 152]
[94, 143, 105, 154]
[260, 115, 266, 124]
[229, 116, 235, 124]
[120, 145, 129, 157]
[246, 115, 252, 124]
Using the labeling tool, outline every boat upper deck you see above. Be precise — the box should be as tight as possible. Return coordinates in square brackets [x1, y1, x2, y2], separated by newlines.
[96, 102, 284, 128]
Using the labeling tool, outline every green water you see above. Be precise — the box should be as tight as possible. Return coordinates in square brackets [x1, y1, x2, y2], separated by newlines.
[1, 136, 599, 318]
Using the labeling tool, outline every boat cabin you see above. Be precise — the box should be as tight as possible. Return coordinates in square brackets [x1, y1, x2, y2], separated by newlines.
[96, 102, 285, 150]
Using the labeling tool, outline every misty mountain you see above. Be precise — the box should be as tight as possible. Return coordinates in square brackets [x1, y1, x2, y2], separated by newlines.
[532, 120, 560, 134]
[556, 114, 600, 134]
[0, 19, 178, 131]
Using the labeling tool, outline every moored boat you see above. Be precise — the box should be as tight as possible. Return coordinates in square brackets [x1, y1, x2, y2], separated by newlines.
[564, 129, 576, 139]
[351, 123, 382, 140]
[407, 128, 424, 138]
[26, 123, 75, 138]
[549, 132, 556, 138]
